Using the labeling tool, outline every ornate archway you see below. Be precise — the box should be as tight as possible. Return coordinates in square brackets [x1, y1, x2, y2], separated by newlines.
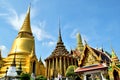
[113, 70, 119, 80]
[32, 61, 36, 74]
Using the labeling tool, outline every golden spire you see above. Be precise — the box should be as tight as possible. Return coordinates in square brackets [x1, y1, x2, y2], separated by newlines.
[17, 59, 22, 72]
[19, 6, 32, 35]
[57, 19, 63, 43]
[111, 48, 119, 62]
[39, 56, 42, 62]
[46, 20, 69, 57]
[11, 53, 16, 66]
[76, 32, 83, 51]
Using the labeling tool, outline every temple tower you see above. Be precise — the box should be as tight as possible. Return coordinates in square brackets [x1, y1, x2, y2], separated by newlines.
[108, 48, 120, 80]
[0, 6, 41, 77]
[45, 27, 77, 79]
[76, 33, 83, 52]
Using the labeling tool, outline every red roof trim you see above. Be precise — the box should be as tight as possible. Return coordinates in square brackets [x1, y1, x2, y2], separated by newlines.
[75, 64, 108, 73]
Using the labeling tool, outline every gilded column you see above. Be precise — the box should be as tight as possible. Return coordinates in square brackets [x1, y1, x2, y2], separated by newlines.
[67, 58, 69, 66]
[64, 57, 66, 76]
[52, 58, 54, 76]
[53, 58, 55, 68]
[56, 57, 58, 73]
[45, 60, 48, 77]
[49, 59, 51, 78]
[60, 57, 62, 75]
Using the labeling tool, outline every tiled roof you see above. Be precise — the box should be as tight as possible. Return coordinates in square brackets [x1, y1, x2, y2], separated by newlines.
[75, 64, 108, 73]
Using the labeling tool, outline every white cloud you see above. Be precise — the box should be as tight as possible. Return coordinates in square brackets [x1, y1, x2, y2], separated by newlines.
[0, 45, 8, 57]
[32, 25, 54, 41]
[70, 29, 79, 38]
[42, 41, 56, 47]
[7, 8, 25, 31]
[0, 1, 54, 42]
[81, 34, 89, 44]
[0, 45, 6, 51]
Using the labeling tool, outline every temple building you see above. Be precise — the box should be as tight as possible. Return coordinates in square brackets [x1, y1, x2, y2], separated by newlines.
[38, 57, 46, 76]
[0, 7, 45, 77]
[74, 33, 120, 80]
[45, 28, 78, 79]
[108, 49, 120, 80]
[0, 5, 120, 80]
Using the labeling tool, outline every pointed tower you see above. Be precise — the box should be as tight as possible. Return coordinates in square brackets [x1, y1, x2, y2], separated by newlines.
[16, 60, 22, 75]
[39, 56, 42, 62]
[76, 33, 83, 52]
[19, 6, 32, 35]
[0, 6, 38, 77]
[9, 6, 35, 55]
[11, 54, 16, 67]
[52, 26, 68, 55]
[45, 24, 78, 79]
[38, 56, 45, 76]
[108, 48, 120, 80]
[111, 48, 119, 63]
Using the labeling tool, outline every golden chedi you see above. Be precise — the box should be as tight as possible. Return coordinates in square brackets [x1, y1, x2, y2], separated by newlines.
[0, 7, 45, 77]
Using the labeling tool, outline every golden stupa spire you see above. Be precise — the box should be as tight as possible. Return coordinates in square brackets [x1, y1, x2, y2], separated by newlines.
[76, 32, 83, 51]
[11, 53, 16, 66]
[19, 6, 32, 35]
[111, 48, 119, 62]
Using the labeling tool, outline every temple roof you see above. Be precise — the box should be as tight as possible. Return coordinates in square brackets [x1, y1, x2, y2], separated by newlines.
[75, 63, 108, 73]
[91, 47, 111, 62]
[45, 27, 69, 60]
[78, 44, 111, 66]
[19, 6, 32, 35]
[39, 56, 44, 65]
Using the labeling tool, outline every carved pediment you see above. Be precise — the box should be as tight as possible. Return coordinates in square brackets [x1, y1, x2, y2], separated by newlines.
[78, 45, 99, 67]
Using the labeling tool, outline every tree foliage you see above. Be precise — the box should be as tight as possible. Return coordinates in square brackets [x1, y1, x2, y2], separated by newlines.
[35, 75, 47, 80]
[65, 65, 79, 80]
[20, 73, 30, 80]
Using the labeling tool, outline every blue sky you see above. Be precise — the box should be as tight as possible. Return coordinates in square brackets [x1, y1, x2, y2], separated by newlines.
[0, 0, 120, 61]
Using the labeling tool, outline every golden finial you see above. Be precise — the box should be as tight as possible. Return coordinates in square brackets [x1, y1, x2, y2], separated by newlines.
[19, 5, 32, 35]
[111, 47, 119, 62]
[98, 53, 102, 61]
[84, 39, 87, 45]
[57, 18, 63, 43]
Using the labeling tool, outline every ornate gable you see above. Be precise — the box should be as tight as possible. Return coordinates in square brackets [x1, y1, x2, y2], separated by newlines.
[78, 45, 99, 67]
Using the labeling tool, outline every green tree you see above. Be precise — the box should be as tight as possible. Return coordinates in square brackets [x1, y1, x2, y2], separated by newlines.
[65, 65, 79, 80]
[35, 75, 47, 80]
[20, 73, 30, 80]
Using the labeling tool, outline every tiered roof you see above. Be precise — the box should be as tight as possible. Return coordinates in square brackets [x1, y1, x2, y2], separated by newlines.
[45, 27, 69, 60]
